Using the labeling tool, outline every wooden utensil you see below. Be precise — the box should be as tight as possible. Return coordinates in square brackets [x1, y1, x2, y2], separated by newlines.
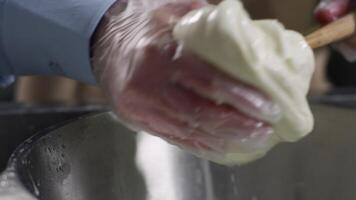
[306, 12, 356, 49]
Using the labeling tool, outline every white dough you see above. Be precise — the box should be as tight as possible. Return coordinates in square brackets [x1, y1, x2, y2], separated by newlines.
[173, 0, 315, 165]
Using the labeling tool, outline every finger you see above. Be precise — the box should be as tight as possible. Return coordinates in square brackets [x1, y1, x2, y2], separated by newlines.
[172, 52, 281, 123]
[117, 85, 273, 155]
[160, 84, 274, 144]
[117, 88, 227, 153]
[315, 0, 351, 24]
[161, 86, 274, 154]
[119, 80, 273, 147]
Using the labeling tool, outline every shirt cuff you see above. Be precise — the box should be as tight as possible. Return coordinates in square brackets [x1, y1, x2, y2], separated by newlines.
[1, 0, 116, 84]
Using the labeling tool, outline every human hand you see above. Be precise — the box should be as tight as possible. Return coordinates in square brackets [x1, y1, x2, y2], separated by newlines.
[91, 0, 281, 159]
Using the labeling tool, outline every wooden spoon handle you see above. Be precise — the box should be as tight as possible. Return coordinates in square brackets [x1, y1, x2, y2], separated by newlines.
[306, 12, 356, 49]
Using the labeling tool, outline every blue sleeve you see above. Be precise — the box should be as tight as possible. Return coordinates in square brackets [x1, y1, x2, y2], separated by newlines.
[0, 0, 116, 84]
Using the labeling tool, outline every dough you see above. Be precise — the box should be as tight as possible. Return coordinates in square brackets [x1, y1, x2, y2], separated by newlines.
[173, 0, 315, 165]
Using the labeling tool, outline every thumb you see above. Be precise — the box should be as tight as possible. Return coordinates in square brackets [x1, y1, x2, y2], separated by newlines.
[315, 0, 351, 24]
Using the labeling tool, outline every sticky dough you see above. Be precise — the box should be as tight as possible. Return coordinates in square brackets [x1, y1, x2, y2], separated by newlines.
[173, 0, 315, 165]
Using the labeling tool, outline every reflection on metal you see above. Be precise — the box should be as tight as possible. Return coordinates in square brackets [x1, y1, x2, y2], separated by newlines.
[136, 133, 181, 200]
[0, 103, 356, 200]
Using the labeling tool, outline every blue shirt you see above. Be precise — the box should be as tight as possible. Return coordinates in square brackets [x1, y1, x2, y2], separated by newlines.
[0, 0, 116, 85]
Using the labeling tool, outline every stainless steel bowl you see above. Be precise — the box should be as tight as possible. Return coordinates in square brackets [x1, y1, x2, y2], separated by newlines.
[1, 97, 356, 200]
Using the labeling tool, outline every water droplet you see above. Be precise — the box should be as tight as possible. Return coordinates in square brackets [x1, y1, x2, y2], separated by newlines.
[33, 186, 40, 196]
[0, 181, 7, 187]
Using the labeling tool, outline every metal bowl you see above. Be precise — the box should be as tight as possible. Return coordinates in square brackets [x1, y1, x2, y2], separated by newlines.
[1, 96, 356, 200]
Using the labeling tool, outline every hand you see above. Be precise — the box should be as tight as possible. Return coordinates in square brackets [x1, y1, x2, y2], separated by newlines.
[315, 0, 356, 61]
[91, 0, 280, 158]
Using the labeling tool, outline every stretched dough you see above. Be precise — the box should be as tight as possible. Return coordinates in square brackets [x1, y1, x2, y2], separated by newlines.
[173, 0, 315, 165]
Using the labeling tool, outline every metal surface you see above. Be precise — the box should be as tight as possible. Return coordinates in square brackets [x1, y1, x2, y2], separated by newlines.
[1, 102, 356, 200]
[0, 105, 108, 171]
